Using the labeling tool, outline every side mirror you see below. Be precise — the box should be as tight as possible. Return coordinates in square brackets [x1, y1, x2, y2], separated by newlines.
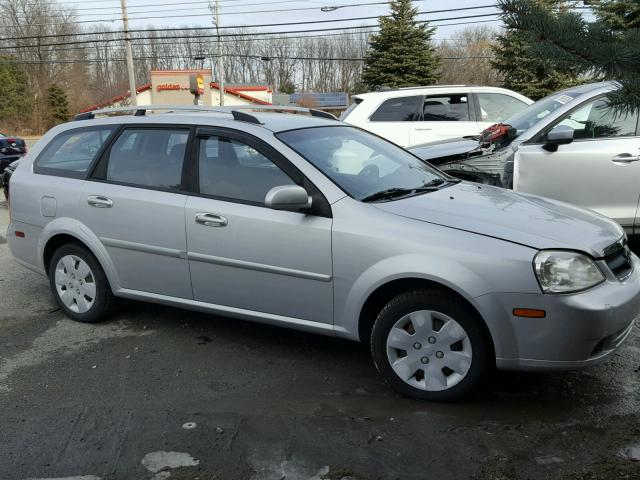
[543, 124, 574, 152]
[265, 185, 312, 212]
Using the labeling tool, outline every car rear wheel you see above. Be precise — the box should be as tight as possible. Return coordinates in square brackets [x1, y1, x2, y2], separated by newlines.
[370, 289, 492, 401]
[49, 243, 115, 323]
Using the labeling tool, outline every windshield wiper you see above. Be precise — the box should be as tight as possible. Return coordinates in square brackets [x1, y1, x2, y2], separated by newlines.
[361, 187, 417, 202]
[361, 179, 455, 203]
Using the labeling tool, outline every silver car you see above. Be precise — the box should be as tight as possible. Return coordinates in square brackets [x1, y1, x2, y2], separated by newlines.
[7, 106, 640, 401]
[410, 82, 640, 236]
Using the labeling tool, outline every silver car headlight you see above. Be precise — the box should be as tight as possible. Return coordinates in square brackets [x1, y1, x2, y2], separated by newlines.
[533, 251, 605, 293]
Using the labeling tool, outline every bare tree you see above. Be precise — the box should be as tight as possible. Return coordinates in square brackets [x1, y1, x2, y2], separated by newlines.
[437, 26, 501, 86]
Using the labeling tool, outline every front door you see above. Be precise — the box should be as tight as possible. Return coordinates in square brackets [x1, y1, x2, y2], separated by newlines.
[185, 129, 333, 324]
[515, 96, 640, 232]
[82, 126, 193, 298]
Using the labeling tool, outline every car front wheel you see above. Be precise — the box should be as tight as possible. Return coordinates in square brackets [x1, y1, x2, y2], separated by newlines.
[48, 243, 115, 323]
[371, 289, 492, 401]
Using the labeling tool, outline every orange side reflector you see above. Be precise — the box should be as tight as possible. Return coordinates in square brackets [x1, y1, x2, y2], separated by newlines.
[15, 231, 25, 238]
[513, 308, 546, 318]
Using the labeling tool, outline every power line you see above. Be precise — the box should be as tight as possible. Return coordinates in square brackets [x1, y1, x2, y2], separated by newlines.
[0, 54, 494, 65]
[55, 0, 407, 15]
[0, 5, 499, 39]
[0, 17, 503, 51]
[0, 0, 309, 13]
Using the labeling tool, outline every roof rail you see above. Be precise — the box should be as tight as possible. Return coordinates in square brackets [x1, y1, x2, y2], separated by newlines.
[72, 104, 339, 122]
[212, 105, 338, 120]
[73, 104, 223, 121]
[373, 84, 481, 93]
[231, 110, 264, 125]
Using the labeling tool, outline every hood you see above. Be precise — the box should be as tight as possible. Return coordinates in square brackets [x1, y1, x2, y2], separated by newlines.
[409, 137, 482, 164]
[374, 182, 623, 257]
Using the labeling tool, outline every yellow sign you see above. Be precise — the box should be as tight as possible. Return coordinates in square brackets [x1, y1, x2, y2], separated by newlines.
[196, 74, 205, 94]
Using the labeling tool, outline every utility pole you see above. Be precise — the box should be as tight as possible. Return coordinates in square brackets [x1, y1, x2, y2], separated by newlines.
[209, 0, 224, 106]
[120, 0, 137, 106]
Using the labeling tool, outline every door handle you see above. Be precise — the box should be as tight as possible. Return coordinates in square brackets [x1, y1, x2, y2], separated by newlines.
[87, 195, 113, 208]
[612, 153, 640, 164]
[195, 213, 228, 227]
[414, 127, 433, 131]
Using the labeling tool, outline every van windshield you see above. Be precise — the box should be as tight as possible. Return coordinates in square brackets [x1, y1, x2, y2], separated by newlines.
[277, 126, 448, 201]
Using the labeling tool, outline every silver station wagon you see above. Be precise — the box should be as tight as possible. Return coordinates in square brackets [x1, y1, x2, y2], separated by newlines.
[7, 106, 640, 401]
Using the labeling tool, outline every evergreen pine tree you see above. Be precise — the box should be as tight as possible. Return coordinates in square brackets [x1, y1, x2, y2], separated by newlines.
[500, 0, 640, 112]
[362, 0, 440, 89]
[491, 0, 580, 100]
[46, 84, 70, 127]
[0, 57, 33, 126]
[593, 0, 640, 31]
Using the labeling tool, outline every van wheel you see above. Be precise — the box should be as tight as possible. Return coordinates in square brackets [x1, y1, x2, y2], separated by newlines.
[370, 289, 492, 401]
[48, 243, 115, 323]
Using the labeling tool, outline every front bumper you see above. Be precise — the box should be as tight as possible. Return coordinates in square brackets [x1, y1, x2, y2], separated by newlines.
[476, 254, 640, 371]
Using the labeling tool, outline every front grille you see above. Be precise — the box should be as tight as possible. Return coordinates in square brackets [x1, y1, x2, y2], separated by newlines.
[604, 243, 633, 280]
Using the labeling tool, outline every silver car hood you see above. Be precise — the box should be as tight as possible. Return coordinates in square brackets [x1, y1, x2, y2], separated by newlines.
[373, 182, 623, 257]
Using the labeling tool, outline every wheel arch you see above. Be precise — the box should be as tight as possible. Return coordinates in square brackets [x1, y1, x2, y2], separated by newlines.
[39, 218, 121, 291]
[358, 278, 495, 360]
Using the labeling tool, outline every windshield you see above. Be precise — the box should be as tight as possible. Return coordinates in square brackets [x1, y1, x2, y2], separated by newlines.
[503, 90, 584, 136]
[277, 126, 447, 201]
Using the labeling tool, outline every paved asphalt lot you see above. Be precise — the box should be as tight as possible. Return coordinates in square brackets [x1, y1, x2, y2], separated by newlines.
[0, 202, 639, 480]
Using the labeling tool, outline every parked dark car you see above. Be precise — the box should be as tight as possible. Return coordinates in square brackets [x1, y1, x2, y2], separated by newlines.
[0, 132, 27, 175]
[2, 159, 18, 202]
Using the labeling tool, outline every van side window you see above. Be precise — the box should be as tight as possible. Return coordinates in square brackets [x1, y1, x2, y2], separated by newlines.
[105, 128, 189, 191]
[370, 96, 422, 122]
[35, 126, 116, 177]
[421, 95, 470, 122]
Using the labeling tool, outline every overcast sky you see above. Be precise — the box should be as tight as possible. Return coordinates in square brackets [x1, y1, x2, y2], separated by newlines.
[58, 0, 505, 41]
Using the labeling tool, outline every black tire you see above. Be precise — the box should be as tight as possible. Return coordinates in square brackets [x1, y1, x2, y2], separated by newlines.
[48, 242, 115, 323]
[370, 289, 493, 401]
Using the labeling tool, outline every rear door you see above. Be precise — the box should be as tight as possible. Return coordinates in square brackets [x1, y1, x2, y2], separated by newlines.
[515, 96, 640, 233]
[185, 128, 333, 324]
[410, 93, 476, 145]
[81, 126, 193, 298]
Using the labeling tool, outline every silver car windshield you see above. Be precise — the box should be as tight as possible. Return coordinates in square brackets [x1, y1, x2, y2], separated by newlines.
[277, 126, 447, 201]
[504, 90, 584, 136]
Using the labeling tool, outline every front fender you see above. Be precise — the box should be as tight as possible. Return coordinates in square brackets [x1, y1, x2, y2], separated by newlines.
[39, 217, 122, 292]
[335, 253, 519, 361]
[336, 253, 489, 339]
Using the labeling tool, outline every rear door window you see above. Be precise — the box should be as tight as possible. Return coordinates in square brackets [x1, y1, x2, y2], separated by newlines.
[35, 126, 117, 178]
[370, 96, 422, 122]
[421, 94, 470, 121]
[98, 128, 190, 191]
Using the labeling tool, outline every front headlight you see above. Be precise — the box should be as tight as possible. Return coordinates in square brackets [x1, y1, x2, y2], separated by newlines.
[533, 251, 605, 293]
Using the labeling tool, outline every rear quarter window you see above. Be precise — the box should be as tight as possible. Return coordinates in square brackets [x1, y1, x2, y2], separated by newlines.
[35, 126, 117, 178]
